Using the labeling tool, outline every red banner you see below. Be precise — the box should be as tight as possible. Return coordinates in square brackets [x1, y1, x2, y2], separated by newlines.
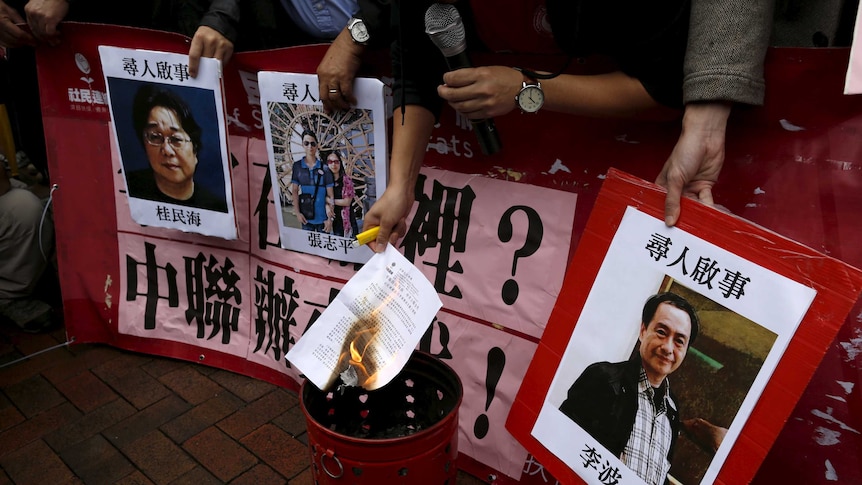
[39, 23, 862, 484]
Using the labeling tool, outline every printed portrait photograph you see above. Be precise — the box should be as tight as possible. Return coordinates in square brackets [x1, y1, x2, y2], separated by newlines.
[265, 102, 377, 238]
[107, 77, 229, 213]
[542, 276, 776, 485]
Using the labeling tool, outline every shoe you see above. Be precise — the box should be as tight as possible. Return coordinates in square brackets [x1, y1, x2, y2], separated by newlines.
[0, 298, 56, 333]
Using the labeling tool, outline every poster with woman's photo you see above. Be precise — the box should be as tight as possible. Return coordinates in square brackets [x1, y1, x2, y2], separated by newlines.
[259, 71, 387, 263]
[99, 46, 237, 239]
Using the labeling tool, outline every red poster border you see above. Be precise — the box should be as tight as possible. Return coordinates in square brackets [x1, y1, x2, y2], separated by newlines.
[506, 168, 862, 484]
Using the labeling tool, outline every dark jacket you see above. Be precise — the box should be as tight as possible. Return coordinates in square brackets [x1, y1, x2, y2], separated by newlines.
[126, 169, 228, 213]
[558, 355, 681, 463]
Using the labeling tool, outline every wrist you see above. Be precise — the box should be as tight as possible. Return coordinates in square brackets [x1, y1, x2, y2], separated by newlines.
[683, 102, 732, 132]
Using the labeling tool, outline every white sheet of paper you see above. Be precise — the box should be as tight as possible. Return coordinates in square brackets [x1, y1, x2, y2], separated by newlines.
[286, 244, 442, 391]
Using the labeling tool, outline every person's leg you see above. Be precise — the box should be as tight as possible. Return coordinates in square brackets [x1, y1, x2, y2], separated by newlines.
[0, 187, 56, 331]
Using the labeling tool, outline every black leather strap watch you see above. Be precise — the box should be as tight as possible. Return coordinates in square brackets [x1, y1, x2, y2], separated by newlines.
[347, 17, 370, 45]
[515, 71, 544, 114]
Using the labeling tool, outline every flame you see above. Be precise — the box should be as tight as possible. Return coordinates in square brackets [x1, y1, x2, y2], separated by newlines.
[339, 278, 401, 389]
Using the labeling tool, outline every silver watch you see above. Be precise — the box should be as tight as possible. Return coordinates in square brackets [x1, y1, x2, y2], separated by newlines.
[515, 74, 544, 114]
[347, 17, 370, 45]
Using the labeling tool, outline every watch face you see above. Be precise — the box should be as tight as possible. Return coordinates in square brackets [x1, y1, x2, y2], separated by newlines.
[518, 85, 544, 113]
[350, 21, 370, 43]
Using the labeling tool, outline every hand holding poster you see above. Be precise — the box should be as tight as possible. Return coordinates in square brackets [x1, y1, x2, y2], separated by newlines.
[259, 71, 388, 263]
[507, 169, 862, 485]
[100, 46, 237, 239]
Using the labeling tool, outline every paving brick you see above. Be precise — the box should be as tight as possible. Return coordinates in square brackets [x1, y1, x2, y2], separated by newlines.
[161, 392, 244, 443]
[0, 402, 80, 457]
[13, 331, 65, 356]
[0, 439, 76, 484]
[209, 369, 277, 402]
[229, 464, 286, 485]
[114, 470, 155, 485]
[218, 389, 297, 439]
[59, 434, 135, 485]
[168, 466, 222, 485]
[194, 364, 219, 376]
[54, 369, 119, 412]
[141, 357, 186, 379]
[42, 345, 121, 385]
[45, 398, 136, 451]
[0, 405, 24, 433]
[158, 367, 224, 405]
[240, 424, 309, 480]
[104, 395, 190, 448]
[183, 427, 258, 482]
[91, 351, 153, 382]
[2, 374, 66, 418]
[0, 340, 75, 387]
[102, 366, 171, 410]
[122, 430, 197, 485]
[287, 466, 314, 485]
[272, 404, 307, 437]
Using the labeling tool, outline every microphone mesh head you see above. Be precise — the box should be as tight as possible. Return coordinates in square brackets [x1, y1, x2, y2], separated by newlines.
[424, 3, 466, 55]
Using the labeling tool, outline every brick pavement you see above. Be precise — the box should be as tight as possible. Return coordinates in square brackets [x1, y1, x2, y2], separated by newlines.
[0, 323, 486, 484]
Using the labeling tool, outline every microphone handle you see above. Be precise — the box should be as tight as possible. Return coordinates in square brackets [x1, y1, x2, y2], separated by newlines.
[443, 51, 503, 155]
[443, 50, 472, 71]
[472, 118, 502, 156]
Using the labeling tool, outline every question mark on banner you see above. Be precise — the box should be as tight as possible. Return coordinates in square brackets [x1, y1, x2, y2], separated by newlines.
[497, 206, 544, 305]
[474, 347, 506, 439]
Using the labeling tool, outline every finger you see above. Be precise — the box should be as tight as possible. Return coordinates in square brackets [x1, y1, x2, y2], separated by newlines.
[663, 179, 684, 227]
[326, 86, 349, 111]
[5, 8, 26, 24]
[697, 186, 714, 206]
[187, 42, 203, 78]
[214, 44, 233, 65]
[441, 68, 476, 88]
[338, 81, 356, 106]
[374, 228, 390, 253]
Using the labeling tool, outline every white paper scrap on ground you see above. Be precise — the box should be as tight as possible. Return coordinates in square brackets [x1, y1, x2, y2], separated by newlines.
[286, 244, 443, 391]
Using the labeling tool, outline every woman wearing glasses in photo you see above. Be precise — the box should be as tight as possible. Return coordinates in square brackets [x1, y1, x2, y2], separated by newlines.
[127, 84, 227, 212]
[290, 130, 335, 233]
[322, 149, 359, 238]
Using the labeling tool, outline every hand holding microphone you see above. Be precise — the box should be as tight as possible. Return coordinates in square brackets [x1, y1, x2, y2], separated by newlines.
[424, 3, 503, 156]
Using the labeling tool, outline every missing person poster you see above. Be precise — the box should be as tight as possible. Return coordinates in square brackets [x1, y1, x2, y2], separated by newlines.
[534, 206, 814, 485]
[506, 169, 862, 485]
[258, 71, 387, 263]
[100, 46, 237, 239]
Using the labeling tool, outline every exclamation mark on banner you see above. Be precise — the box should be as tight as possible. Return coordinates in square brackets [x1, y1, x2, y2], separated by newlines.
[473, 347, 506, 439]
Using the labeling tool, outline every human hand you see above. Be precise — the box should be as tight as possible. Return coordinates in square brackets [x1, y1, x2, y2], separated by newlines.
[295, 209, 307, 226]
[655, 102, 731, 227]
[317, 28, 363, 113]
[187, 26, 234, 78]
[438, 66, 522, 120]
[362, 185, 414, 253]
[0, 1, 34, 47]
[23, 0, 67, 46]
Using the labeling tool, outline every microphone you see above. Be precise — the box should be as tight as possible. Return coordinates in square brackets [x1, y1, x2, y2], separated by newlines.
[424, 3, 502, 156]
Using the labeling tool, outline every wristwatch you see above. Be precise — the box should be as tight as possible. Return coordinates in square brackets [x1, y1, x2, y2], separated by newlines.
[515, 72, 544, 114]
[347, 17, 370, 45]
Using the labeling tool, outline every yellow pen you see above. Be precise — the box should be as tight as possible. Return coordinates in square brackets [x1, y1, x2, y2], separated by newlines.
[352, 226, 380, 247]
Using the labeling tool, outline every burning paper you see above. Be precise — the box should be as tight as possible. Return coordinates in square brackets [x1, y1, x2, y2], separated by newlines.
[286, 244, 443, 391]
